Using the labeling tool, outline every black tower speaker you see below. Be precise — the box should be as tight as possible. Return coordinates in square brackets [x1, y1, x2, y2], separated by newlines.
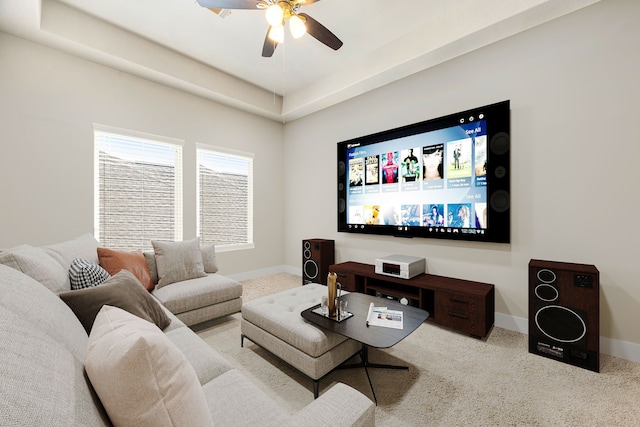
[302, 239, 335, 285]
[528, 259, 599, 372]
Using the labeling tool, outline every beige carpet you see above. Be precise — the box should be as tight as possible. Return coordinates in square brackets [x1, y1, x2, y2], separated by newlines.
[194, 273, 640, 426]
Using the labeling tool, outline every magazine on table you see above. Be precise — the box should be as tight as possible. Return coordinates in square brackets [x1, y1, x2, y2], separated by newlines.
[366, 303, 403, 329]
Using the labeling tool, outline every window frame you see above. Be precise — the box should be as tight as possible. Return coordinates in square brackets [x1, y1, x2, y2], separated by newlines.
[93, 123, 184, 250]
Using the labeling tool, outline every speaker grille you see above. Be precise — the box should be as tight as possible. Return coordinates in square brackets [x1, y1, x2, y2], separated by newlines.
[534, 284, 558, 302]
[303, 259, 319, 280]
[490, 132, 510, 155]
[338, 161, 346, 176]
[489, 190, 510, 213]
[537, 269, 556, 283]
[535, 305, 587, 344]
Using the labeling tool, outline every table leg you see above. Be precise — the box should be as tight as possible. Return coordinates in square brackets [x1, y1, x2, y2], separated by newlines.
[337, 343, 409, 404]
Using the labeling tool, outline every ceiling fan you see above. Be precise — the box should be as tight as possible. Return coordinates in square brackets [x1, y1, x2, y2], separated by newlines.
[196, 0, 343, 57]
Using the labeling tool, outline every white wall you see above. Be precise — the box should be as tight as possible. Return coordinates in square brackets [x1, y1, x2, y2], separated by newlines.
[283, 0, 640, 348]
[0, 33, 285, 275]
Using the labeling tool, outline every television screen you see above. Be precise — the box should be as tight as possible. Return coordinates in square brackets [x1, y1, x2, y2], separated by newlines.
[337, 100, 510, 243]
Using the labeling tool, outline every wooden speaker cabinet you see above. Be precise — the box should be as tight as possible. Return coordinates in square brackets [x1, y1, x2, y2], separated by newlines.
[528, 259, 599, 372]
[302, 239, 335, 285]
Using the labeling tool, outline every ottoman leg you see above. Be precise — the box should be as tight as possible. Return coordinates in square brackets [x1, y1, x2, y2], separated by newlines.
[313, 379, 319, 399]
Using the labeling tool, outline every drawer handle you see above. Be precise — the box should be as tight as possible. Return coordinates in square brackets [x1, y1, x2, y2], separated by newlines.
[448, 311, 468, 319]
[450, 297, 469, 304]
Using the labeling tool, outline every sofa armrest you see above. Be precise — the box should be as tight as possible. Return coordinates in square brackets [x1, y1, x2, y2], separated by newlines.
[284, 383, 375, 427]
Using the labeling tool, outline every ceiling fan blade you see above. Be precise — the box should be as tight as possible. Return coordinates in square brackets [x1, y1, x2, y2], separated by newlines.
[297, 0, 321, 4]
[298, 13, 343, 50]
[196, 0, 259, 9]
[261, 29, 278, 57]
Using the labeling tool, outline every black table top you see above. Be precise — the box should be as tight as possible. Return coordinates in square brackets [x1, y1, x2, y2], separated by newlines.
[301, 292, 429, 348]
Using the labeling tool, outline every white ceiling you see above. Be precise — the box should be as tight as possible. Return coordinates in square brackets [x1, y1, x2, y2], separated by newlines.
[0, 0, 599, 122]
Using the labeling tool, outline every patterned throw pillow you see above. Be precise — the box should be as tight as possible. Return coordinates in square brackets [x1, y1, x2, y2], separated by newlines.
[69, 258, 110, 290]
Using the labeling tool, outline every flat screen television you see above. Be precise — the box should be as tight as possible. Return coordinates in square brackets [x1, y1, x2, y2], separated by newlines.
[337, 100, 510, 243]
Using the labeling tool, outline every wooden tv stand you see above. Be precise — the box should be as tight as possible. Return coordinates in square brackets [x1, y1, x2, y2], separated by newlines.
[329, 261, 495, 338]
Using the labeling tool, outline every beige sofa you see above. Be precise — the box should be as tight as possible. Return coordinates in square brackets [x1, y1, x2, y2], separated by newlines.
[0, 234, 242, 325]
[0, 236, 375, 426]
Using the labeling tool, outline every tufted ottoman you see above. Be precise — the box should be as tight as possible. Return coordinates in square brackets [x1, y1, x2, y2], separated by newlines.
[240, 283, 361, 398]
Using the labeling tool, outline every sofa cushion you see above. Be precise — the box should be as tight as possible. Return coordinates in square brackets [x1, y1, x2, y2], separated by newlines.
[85, 306, 214, 427]
[0, 244, 69, 294]
[44, 233, 100, 270]
[165, 326, 234, 385]
[143, 250, 158, 284]
[152, 273, 242, 315]
[152, 237, 207, 288]
[97, 247, 154, 291]
[0, 264, 90, 360]
[201, 244, 219, 273]
[0, 306, 110, 426]
[59, 269, 170, 333]
[69, 258, 110, 290]
[202, 369, 289, 426]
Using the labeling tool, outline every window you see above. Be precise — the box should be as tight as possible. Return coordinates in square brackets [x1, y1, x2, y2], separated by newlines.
[197, 145, 254, 250]
[94, 125, 183, 250]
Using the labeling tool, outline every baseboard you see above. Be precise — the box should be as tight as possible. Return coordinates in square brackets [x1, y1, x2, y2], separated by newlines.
[227, 265, 299, 282]
[235, 266, 640, 364]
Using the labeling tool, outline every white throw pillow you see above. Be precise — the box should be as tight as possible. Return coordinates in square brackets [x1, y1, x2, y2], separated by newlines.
[85, 305, 214, 427]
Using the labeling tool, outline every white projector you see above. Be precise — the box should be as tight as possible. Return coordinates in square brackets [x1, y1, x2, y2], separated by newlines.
[374, 255, 426, 279]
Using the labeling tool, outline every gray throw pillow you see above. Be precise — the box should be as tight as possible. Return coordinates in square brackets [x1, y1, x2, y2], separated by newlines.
[59, 269, 171, 333]
[201, 244, 218, 274]
[69, 258, 110, 290]
[151, 237, 207, 289]
[0, 245, 69, 294]
[143, 250, 158, 285]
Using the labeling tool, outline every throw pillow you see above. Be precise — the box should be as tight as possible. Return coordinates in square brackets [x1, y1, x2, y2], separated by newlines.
[143, 250, 158, 285]
[68, 258, 110, 290]
[59, 269, 170, 333]
[97, 247, 154, 291]
[43, 233, 100, 270]
[151, 237, 207, 289]
[85, 306, 214, 427]
[0, 245, 69, 294]
[201, 244, 219, 273]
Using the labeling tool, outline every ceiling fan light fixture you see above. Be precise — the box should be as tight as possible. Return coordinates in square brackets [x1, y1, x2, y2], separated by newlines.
[265, 4, 284, 26]
[268, 24, 285, 43]
[289, 14, 306, 39]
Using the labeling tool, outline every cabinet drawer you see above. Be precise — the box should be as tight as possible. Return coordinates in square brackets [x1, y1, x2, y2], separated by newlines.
[333, 271, 356, 292]
[435, 291, 477, 311]
[435, 292, 479, 334]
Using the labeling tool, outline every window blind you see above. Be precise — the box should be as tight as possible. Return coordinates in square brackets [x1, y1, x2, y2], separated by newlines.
[197, 145, 253, 249]
[94, 125, 183, 250]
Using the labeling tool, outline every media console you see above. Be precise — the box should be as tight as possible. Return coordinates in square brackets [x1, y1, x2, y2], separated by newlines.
[329, 261, 495, 338]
